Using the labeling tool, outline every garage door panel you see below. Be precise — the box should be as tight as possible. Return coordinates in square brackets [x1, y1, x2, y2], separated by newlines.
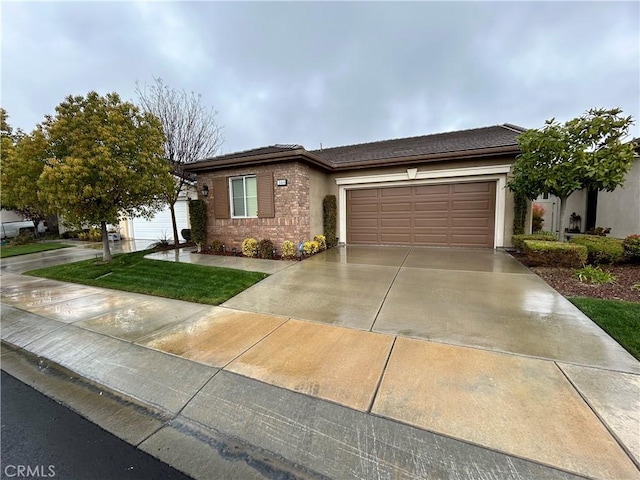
[414, 233, 449, 245]
[380, 203, 412, 213]
[380, 232, 412, 244]
[349, 204, 379, 214]
[414, 201, 449, 212]
[451, 217, 491, 228]
[452, 200, 492, 211]
[414, 218, 449, 228]
[349, 232, 379, 243]
[451, 234, 492, 246]
[350, 218, 378, 228]
[347, 182, 495, 247]
[380, 218, 412, 228]
[381, 187, 412, 197]
[415, 184, 449, 195]
[350, 189, 379, 199]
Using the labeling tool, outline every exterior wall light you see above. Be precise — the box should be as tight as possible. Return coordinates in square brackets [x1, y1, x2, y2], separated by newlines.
[201, 184, 209, 197]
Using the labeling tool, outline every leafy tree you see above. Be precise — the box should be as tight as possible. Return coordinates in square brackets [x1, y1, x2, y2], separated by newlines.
[508, 108, 636, 240]
[38, 92, 174, 261]
[135, 78, 223, 246]
[1, 125, 51, 233]
[1, 109, 17, 203]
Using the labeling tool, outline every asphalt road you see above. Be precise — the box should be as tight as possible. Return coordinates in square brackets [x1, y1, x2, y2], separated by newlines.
[1, 371, 192, 480]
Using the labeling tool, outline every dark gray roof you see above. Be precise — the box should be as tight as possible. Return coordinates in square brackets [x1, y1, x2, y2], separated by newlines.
[310, 124, 525, 165]
[197, 144, 304, 163]
[184, 124, 526, 172]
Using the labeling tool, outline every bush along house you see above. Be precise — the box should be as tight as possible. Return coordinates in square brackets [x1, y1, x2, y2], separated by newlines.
[182, 124, 529, 252]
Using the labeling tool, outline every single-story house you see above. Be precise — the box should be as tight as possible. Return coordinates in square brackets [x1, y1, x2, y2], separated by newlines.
[535, 140, 639, 239]
[183, 124, 529, 250]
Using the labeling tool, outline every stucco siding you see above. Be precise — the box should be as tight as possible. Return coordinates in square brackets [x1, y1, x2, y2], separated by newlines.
[308, 166, 331, 240]
[596, 159, 640, 238]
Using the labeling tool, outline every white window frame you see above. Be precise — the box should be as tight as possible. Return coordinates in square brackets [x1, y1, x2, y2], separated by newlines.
[229, 175, 258, 218]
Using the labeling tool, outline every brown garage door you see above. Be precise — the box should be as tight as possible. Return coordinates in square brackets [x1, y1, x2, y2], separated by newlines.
[347, 181, 496, 247]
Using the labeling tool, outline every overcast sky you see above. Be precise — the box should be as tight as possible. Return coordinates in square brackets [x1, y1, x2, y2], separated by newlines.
[2, 1, 638, 155]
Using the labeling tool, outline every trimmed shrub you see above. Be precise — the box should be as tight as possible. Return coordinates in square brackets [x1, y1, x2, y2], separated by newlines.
[302, 240, 320, 256]
[242, 238, 258, 257]
[281, 240, 296, 259]
[512, 231, 557, 252]
[314, 234, 327, 251]
[569, 235, 624, 265]
[523, 240, 587, 268]
[623, 234, 640, 261]
[258, 239, 275, 259]
[323, 195, 337, 248]
[189, 199, 207, 250]
[181, 229, 192, 242]
[512, 191, 527, 236]
[210, 240, 223, 254]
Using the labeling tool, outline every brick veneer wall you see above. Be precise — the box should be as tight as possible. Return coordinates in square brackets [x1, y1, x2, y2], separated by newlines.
[197, 161, 314, 252]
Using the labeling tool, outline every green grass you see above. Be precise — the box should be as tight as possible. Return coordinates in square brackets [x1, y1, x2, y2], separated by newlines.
[25, 250, 268, 305]
[570, 297, 640, 360]
[0, 242, 73, 258]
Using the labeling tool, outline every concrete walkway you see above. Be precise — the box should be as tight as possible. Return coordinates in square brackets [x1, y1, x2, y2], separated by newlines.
[1, 246, 639, 479]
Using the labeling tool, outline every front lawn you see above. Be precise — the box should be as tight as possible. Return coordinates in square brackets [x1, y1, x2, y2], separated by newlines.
[570, 297, 640, 360]
[25, 250, 268, 305]
[1, 242, 73, 258]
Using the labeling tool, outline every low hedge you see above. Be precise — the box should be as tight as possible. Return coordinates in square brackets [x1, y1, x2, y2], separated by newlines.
[512, 232, 557, 252]
[623, 234, 640, 261]
[568, 235, 624, 265]
[523, 240, 587, 268]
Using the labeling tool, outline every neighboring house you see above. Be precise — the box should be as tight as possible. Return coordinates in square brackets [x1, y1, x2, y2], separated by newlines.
[535, 141, 640, 239]
[118, 182, 196, 242]
[183, 124, 526, 249]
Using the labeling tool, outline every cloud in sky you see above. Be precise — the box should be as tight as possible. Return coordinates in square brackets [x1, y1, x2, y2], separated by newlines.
[2, 1, 638, 155]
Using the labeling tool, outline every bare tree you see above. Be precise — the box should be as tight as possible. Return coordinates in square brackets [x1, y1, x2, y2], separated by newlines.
[135, 78, 223, 246]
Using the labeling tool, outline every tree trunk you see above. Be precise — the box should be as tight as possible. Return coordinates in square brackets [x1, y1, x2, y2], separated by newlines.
[169, 202, 179, 247]
[101, 221, 112, 262]
[557, 196, 568, 242]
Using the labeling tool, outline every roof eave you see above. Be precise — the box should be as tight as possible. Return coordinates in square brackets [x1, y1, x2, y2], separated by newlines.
[329, 144, 521, 170]
[183, 149, 333, 172]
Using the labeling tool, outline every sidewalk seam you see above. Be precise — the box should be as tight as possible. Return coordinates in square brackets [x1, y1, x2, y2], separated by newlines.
[366, 336, 397, 413]
[369, 247, 411, 332]
[554, 361, 640, 472]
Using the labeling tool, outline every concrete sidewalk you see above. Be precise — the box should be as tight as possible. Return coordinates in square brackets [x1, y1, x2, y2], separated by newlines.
[1, 248, 639, 479]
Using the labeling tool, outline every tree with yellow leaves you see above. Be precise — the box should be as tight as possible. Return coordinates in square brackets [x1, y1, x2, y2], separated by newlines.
[38, 92, 174, 261]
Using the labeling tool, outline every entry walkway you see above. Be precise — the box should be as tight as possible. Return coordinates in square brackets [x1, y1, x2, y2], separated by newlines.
[1, 246, 639, 479]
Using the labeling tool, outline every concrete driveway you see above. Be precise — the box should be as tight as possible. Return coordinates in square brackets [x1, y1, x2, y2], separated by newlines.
[223, 245, 637, 372]
[3, 245, 639, 479]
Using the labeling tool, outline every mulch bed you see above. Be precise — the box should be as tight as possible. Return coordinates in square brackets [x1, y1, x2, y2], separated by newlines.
[511, 252, 640, 303]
